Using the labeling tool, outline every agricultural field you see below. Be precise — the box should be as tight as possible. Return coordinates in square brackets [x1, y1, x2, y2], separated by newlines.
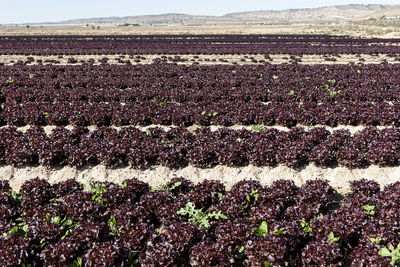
[2, 34, 400, 265]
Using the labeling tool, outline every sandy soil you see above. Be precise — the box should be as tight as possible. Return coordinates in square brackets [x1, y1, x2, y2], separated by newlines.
[1, 53, 399, 66]
[1, 124, 393, 136]
[1, 163, 399, 192]
[1, 24, 399, 38]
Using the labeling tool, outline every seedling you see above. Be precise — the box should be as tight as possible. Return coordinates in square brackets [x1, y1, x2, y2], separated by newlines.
[177, 202, 227, 229]
[2, 224, 29, 238]
[145, 129, 152, 137]
[81, 174, 107, 206]
[128, 250, 139, 266]
[379, 243, 400, 266]
[108, 217, 122, 235]
[90, 183, 107, 206]
[6, 190, 22, 205]
[363, 205, 376, 216]
[151, 181, 181, 192]
[254, 221, 269, 237]
[120, 182, 129, 188]
[238, 246, 245, 259]
[251, 124, 265, 131]
[370, 237, 382, 244]
[328, 79, 336, 85]
[43, 112, 49, 119]
[273, 227, 286, 236]
[150, 181, 184, 199]
[45, 213, 73, 227]
[68, 257, 83, 267]
[153, 99, 167, 106]
[301, 221, 312, 233]
[328, 231, 340, 243]
[236, 137, 245, 143]
[246, 189, 259, 203]
[45, 213, 75, 242]
[7, 77, 13, 84]
[287, 90, 295, 96]
[161, 139, 174, 148]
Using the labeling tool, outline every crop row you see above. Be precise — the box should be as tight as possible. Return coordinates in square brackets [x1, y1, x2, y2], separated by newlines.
[1, 125, 400, 168]
[1, 177, 400, 266]
[1, 34, 400, 55]
[2, 63, 400, 127]
[2, 100, 400, 128]
[3, 63, 400, 104]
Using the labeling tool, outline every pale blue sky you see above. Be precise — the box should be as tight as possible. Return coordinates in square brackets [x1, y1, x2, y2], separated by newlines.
[1, 0, 398, 24]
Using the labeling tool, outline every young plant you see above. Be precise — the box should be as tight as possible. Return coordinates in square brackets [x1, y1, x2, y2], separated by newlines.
[68, 257, 83, 267]
[363, 205, 376, 216]
[272, 227, 286, 236]
[251, 124, 265, 131]
[45, 213, 75, 242]
[287, 90, 295, 96]
[108, 217, 122, 235]
[177, 202, 227, 229]
[2, 225, 29, 238]
[246, 189, 259, 203]
[6, 190, 22, 205]
[81, 174, 107, 206]
[254, 221, 269, 237]
[370, 237, 382, 244]
[150, 181, 182, 198]
[379, 243, 400, 266]
[128, 250, 139, 266]
[327, 231, 340, 243]
[301, 221, 312, 233]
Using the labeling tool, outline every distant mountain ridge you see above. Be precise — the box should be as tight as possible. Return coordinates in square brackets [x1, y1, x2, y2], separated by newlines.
[43, 4, 391, 25]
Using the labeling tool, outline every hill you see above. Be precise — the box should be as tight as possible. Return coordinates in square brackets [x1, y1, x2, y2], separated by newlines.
[48, 4, 389, 26]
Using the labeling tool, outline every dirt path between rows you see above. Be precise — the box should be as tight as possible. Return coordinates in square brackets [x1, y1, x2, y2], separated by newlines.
[1, 53, 399, 66]
[1, 163, 399, 192]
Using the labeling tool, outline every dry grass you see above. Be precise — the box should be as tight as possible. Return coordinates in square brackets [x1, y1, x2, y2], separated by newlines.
[1, 23, 399, 38]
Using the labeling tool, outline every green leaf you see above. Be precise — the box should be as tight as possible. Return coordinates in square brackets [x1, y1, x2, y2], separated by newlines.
[76, 257, 83, 267]
[254, 221, 268, 237]
[264, 262, 272, 267]
[239, 246, 244, 253]
[2, 226, 19, 237]
[251, 124, 265, 131]
[177, 202, 226, 229]
[46, 213, 51, 222]
[379, 247, 392, 257]
[7, 190, 22, 205]
[273, 227, 285, 236]
[328, 231, 340, 243]
[168, 181, 182, 191]
[300, 221, 312, 233]
[370, 237, 382, 244]
[61, 230, 70, 240]
[363, 205, 376, 216]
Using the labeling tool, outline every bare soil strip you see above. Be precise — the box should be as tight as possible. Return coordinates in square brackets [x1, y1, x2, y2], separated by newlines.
[1, 53, 399, 65]
[0, 124, 393, 136]
[1, 163, 398, 192]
